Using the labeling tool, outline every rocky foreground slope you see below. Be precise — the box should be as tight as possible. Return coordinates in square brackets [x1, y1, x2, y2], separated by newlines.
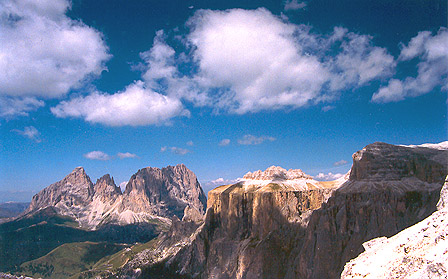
[116, 142, 448, 279]
[341, 175, 448, 278]
[25, 164, 206, 229]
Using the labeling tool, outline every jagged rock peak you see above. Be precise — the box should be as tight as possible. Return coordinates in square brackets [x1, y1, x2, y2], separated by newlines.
[94, 174, 122, 196]
[27, 166, 94, 213]
[243, 165, 313, 180]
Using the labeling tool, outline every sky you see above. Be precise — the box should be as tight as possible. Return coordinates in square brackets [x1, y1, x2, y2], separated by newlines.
[0, 0, 447, 202]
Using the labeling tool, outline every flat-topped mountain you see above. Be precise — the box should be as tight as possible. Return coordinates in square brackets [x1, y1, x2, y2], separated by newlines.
[24, 164, 206, 229]
[111, 141, 448, 279]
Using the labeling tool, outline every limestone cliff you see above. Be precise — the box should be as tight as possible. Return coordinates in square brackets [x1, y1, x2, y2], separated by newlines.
[130, 142, 447, 279]
[287, 142, 448, 278]
[341, 176, 448, 278]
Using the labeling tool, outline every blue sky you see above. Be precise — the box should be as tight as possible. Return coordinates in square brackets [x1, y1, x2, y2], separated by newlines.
[0, 0, 447, 202]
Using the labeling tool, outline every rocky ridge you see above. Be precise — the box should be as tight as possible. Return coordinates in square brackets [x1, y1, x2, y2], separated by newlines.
[122, 141, 448, 279]
[341, 176, 448, 278]
[25, 164, 206, 230]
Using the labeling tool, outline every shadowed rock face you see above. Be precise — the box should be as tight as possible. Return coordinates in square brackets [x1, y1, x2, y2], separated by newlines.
[288, 142, 448, 279]
[341, 176, 448, 279]
[133, 142, 448, 279]
[25, 164, 206, 229]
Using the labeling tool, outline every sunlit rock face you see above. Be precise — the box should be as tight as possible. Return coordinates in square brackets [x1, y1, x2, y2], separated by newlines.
[133, 142, 448, 279]
[341, 176, 448, 279]
[25, 164, 206, 230]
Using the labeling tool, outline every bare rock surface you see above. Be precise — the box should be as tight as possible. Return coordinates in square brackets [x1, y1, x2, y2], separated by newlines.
[130, 142, 448, 279]
[341, 176, 448, 278]
[24, 164, 206, 230]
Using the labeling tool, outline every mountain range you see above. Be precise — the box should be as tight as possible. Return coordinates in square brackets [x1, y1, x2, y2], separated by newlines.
[1, 141, 447, 278]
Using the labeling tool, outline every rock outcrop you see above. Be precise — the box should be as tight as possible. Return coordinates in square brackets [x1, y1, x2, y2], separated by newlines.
[25, 164, 206, 230]
[131, 142, 448, 279]
[127, 166, 346, 278]
[287, 142, 448, 278]
[341, 176, 448, 278]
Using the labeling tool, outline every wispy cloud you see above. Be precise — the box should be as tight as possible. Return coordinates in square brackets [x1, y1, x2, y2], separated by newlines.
[372, 28, 448, 103]
[314, 172, 344, 181]
[117, 152, 137, 159]
[334, 159, 348, 166]
[284, 0, 307, 11]
[219, 139, 231, 146]
[161, 146, 191, 155]
[186, 141, 194, 146]
[84, 151, 111, 161]
[0, 97, 44, 119]
[12, 126, 41, 142]
[238, 135, 276, 145]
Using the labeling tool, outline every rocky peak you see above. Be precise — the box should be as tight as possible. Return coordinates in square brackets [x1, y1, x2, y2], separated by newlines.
[27, 167, 94, 214]
[243, 165, 313, 180]
[93, 174, 122, 202]
[121, 164, 207, 219]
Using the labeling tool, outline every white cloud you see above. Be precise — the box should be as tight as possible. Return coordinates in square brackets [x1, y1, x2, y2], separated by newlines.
[51, 81, 189, 126]
[219, 138, 231, 146]
[328, 29, 395, 91]
[187, 8, 331, 114]
[119, 181, 127, 191]
[186, 141, 194, 146]
[238, 134, 276, 145]
[373, 28, 448, 103]
[284, 0, 307, 11]
[12, 126, 41, 142]
[0, 97, 44, 118]
[83, 151, 111, 161]
[160, 146, 191, 155]
[117, 152, 137, 159]
[314, 172, 344, 181]
[0, 0, 110, 98]
[322, 105, 335, 112]
[334, 159, 348, 166]
[203, 177, 242, 188]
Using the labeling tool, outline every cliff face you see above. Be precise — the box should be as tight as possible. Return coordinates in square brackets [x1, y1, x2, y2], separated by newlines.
[164, 168, 345, 278]
[121, 164, 207, 218]
[288, 142, 448, 279]
[25, 164, 206, 230]
[133, 142, 448, 279]
[341, 176, 448, 279]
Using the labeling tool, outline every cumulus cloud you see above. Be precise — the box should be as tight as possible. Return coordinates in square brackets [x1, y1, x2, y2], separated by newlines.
[0, 0, 110, 98]
[238, 134, 276, 145]
[373, 28, 448, 103]
[51, 81, 189, 126]
[314, 172, 344, 181]
[333, 159, 348, 166]
[141, 9, 393, 114]
[117, 152, 137, 159]
[0, 97, 44, 118]
[187, 8, 332, 113]
[219, 138, 231, 146]
[284, 0, 307, 11]
[161, 146, 191, 155]
[83, 151, 111, 161]
[12, 126, 41, 142]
